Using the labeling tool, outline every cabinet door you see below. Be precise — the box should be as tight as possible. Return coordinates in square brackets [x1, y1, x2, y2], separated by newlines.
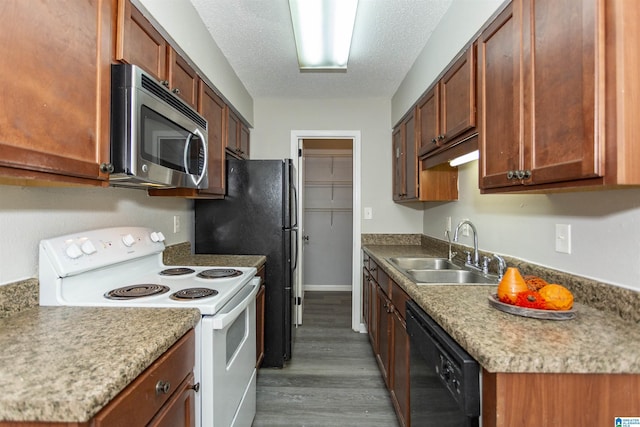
[198, 82, 226, 196]
[240, 123, 250, 158]
[441, 46, 477, 144]
[391, 311, 410, 427]
[167, 48, 199, 110]
[523, 0, 601, 185]
[376, 285, 391, 388]
[226, 109, 241, 157]
[404, 110, 418, 200]
[417, 87, 440, 155]
[392, 126, 405, 201]
[0, 0, 111, 183]
[478, 2, 524, 190]
[116, 0, 167, 81]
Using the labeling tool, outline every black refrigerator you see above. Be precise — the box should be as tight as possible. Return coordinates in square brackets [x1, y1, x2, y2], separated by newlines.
[195, 158, 297, 368]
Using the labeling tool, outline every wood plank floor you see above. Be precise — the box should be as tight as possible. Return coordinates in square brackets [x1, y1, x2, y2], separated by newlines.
[252, 291, 400, 427]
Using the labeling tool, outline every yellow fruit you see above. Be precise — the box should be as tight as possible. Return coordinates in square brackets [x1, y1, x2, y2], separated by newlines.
[539, 284, 574, 310]
[497, 267, 528, 305]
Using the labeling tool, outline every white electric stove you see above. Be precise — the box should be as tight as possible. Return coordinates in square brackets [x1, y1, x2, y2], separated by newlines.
[39, 226, 259, 427]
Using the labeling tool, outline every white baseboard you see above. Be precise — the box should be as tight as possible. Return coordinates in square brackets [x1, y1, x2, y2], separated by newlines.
[304, 284, 352, 292]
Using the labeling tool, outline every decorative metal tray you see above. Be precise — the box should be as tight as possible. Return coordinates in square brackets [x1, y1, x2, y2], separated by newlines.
[488, 294, 576, 320]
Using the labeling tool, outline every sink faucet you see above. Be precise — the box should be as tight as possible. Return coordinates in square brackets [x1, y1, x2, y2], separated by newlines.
[453, 220, 479, 268]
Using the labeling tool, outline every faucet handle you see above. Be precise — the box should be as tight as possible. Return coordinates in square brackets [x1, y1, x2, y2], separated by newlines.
[492, 254, 507, 279]
[482, 256, 490, 274]
[464, 250, 472, 264]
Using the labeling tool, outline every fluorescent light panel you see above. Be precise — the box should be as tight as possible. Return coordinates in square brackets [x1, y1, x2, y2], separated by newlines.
[449, 150, 479, 167]
[289, 0, 358, 71]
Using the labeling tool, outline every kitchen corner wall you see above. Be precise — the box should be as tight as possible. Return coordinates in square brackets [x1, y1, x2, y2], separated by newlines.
[250, 97, 423, 234]
[423, 161, 640, 292]
[0, 185, 193, 286]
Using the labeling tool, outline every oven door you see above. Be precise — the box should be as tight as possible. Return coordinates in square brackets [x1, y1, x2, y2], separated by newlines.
[200, 278, 259, 427]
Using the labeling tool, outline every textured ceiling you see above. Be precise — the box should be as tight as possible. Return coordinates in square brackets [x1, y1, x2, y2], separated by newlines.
[189, 0, 453, 99]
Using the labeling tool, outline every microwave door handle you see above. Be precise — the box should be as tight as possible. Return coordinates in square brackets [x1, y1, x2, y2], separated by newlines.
[183, 128, 208, 187]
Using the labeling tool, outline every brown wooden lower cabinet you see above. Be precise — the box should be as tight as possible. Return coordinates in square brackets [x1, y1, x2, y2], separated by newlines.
[364, 256, 411, 427]
[482, 370, 640, 426]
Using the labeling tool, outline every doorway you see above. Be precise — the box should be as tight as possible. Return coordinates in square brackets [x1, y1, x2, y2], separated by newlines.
[290, 130, 363, 333]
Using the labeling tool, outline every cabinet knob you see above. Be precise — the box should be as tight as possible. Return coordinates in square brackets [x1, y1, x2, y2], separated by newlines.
[506, 170, 515, 180]
[523, 170, 532, 179]
[438, 134, 446, 140]
[155, 380, 171, 395]
[172, 88, 181, 95]
[191, 382, 200, 393]
[160, 80, 169, 87]
[100, 162, 114, 173]
[515, 170, 525, 179]
[431, 138, 438, 144]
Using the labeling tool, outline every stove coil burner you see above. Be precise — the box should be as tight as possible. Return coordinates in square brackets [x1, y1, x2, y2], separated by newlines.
[159, 267, 196, 276]
[170, 288, 219, 300]
[197, 268, 243, 279]
[105, 285, 170, 300]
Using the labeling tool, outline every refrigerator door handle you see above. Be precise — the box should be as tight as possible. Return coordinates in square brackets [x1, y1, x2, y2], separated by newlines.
[291, 180, 299, 229]
[292, 227, 299, 270]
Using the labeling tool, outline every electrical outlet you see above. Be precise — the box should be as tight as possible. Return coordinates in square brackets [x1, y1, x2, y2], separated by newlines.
[462, 218, 470, 237]
[555, 224, 571, 254]
[445, 216, 451, 233]
[173, 215, 181, 233]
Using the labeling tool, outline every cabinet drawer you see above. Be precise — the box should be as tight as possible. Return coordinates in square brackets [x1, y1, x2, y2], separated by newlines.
[391, 281, 410, 321]
[94, 329, 195, 426]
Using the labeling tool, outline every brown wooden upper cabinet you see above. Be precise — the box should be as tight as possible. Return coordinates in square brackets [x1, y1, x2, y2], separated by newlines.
[116, 0, 198, 109]
[478, 0, 640, 193]
[418, 45, 477, 158]
[392, 109, 418, 201]
[0, 0, 112, 186]
[226, 109, 250, 159]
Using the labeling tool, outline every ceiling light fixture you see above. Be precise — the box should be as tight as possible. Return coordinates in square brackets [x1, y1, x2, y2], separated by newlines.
[288, 0, 358, 71]
[449, 150, 479, 167]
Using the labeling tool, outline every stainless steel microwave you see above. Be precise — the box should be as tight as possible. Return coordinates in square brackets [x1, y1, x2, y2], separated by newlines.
[108, 64, 208, 189]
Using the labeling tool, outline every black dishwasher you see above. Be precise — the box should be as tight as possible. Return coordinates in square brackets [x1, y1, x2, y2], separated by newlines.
[406, 301, 480, 427]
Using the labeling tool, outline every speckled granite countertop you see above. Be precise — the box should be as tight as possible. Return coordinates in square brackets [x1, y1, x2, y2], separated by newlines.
[163, 242, 266, 269]
[0, 306, 200, 423]
[364, 245, 640, 374]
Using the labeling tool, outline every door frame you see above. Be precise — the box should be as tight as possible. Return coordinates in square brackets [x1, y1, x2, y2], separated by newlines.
[290, 130, 363, 333]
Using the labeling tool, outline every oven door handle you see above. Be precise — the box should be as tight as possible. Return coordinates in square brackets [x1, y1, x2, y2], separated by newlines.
[211, 278, 260, 330]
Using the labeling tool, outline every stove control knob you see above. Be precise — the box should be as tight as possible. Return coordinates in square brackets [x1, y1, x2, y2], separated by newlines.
[122, 234, 136, 247]
[65, 243, 83, 259]
[150, 232, 161, 242]
[81, 240, 97, 255]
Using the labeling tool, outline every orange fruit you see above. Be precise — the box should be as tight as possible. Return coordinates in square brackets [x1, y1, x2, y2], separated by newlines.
[497, 267, 528, 305]
[538, 284, 574, 310]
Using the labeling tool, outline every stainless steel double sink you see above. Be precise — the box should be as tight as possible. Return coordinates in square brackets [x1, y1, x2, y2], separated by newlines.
[386, 256, 498, 285]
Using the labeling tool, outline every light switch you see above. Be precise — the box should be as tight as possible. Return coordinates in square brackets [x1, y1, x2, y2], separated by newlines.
[555, 224, 571, 254]
[364, 207, 373, 220]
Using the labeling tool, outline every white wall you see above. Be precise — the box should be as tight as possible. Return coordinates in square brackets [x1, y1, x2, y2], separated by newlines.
[251, 97, 423, 233]
[392, 0, 505, 124]
[423, 162, 640, 291]
[135, 0, 254, 124]
[0, 185, 193, 285]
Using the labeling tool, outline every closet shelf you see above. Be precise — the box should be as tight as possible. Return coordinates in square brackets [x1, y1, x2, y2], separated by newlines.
[304, 207, 352, 212]
[304, 181, 352, 187]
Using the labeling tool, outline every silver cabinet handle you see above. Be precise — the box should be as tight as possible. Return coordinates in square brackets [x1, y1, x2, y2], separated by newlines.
[172, 88, 181, 95]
